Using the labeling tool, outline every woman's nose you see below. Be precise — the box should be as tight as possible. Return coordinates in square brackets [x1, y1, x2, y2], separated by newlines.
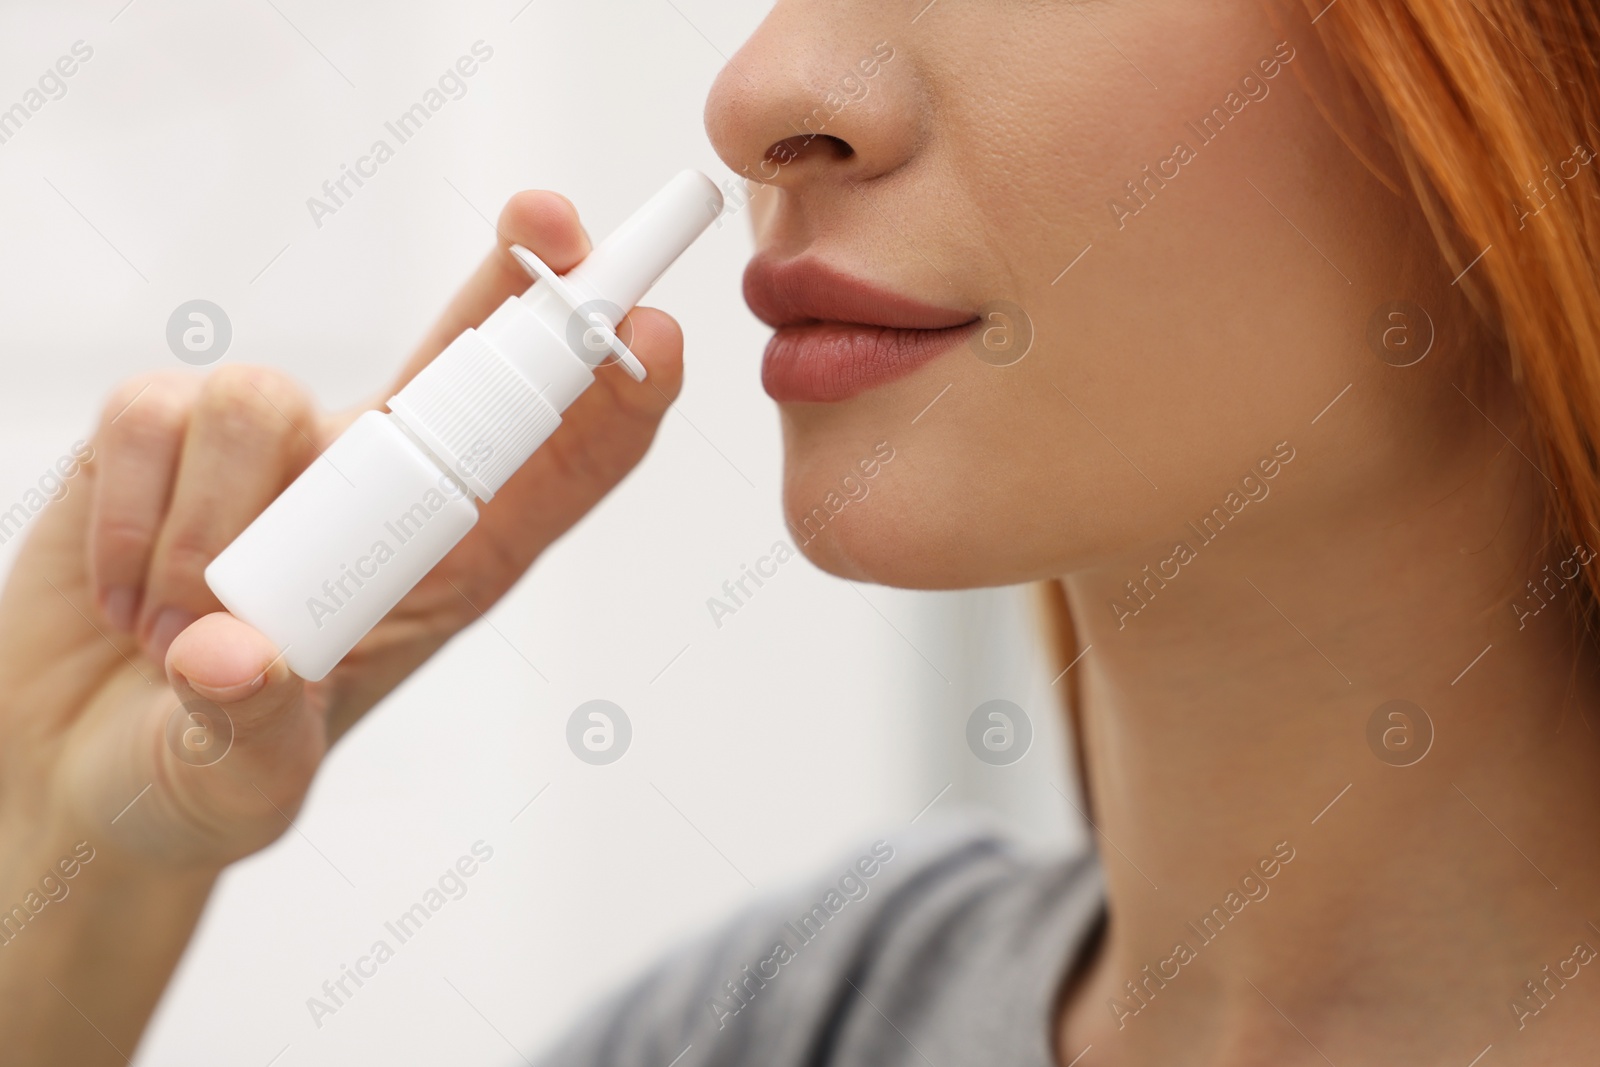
[704, 9, 918, 190]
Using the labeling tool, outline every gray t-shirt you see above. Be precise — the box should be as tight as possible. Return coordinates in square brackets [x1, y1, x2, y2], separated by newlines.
[533, 822, 1105, 1067]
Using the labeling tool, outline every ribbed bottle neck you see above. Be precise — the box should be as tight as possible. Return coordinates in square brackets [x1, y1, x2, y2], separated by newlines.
[386, 324, 567, 501]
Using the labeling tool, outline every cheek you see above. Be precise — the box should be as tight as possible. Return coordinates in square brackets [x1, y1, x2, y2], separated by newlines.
[912, 5, 1441, 569]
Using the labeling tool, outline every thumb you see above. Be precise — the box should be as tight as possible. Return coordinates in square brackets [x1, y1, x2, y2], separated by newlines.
[157, 613, 327, 851]
[167, 611, 301, 728]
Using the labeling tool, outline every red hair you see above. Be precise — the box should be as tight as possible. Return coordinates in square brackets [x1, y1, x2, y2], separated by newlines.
[1314, 0, 1600, 611]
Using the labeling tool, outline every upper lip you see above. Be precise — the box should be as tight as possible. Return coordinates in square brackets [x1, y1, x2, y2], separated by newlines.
[743, 255, 976, 331]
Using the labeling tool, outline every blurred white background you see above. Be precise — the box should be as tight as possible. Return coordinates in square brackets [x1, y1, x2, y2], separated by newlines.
[0, 2, 1084, 1063]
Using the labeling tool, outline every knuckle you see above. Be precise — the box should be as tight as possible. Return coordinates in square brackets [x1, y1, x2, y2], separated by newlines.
[156, 525, 225, 579]
[544, 428, 628, 490]
[99, 373, 193, 439]
[95, 518, 159, 558]
[198, 364, 266, 412]
[196, 366, 308, 442]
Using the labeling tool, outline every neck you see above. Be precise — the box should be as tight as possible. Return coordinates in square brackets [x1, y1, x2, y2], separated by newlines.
[1055, 425, 1600, 1065]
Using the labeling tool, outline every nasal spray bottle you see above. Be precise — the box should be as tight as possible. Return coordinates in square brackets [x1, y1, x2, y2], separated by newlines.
[206, 171, 723, 680]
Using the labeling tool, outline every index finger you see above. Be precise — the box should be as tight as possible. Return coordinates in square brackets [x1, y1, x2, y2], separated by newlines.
[391, 190, 593, 391]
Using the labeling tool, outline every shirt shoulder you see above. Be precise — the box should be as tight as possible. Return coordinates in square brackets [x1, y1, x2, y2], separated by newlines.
[532, 818, 1103, 1067]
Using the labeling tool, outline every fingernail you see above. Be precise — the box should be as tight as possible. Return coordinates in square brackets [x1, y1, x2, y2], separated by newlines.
[146, 607, 199, 666]
[184, 670, 267, 704]
[101, 586, 138, 631]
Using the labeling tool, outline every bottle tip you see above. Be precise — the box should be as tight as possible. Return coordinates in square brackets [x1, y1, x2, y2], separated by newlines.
[566, 170, 726, 318]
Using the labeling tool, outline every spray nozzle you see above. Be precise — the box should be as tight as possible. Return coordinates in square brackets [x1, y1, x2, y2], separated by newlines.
[507, 169, 725, 383]
[386, 169, 724, 501]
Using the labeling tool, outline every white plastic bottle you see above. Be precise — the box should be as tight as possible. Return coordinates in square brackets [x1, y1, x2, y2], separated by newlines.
[206, 171, 724, 680]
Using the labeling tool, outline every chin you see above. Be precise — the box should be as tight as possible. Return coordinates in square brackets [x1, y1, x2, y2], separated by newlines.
[777, 439, 1029, 590]
[785, 491, 946, 587]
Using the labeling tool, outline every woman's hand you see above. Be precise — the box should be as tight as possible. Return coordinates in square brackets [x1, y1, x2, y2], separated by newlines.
[0, 189, 686, 874]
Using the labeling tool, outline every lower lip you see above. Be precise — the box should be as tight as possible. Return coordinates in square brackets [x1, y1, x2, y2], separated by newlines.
[761, 321, 978, 403]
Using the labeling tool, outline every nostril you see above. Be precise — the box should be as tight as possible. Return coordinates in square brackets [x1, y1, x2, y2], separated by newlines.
[767, 133, 855, 168]
[704, 29, 915, 189]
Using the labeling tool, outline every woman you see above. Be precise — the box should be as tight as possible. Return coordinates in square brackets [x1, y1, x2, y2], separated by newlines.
[6, 0, 1600, 1062]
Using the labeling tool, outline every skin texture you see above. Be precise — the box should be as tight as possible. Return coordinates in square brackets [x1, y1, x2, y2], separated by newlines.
[4, 1, 1600, 1065]
[703, 1, 1600, 1064]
